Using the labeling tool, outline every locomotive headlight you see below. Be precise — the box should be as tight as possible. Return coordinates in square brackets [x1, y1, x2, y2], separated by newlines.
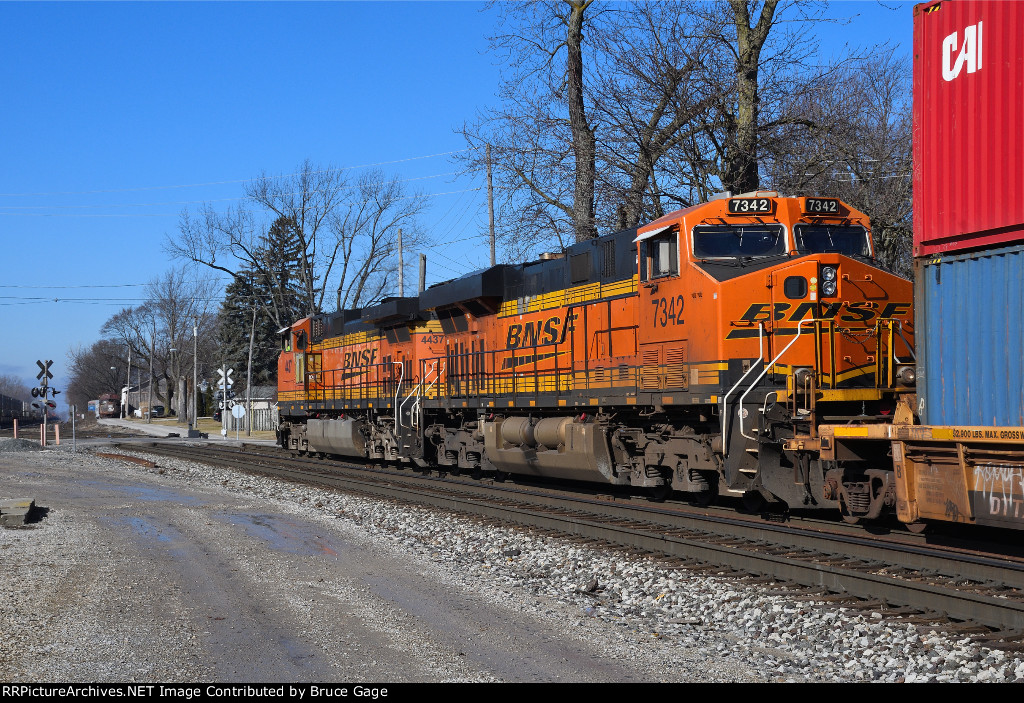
[793, 367, 814, 392]
[820, 266, 838, 296]
[896, 365, 917, 387]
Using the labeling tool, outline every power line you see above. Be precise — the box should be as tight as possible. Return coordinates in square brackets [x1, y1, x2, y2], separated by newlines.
[0, 283, 149, 289]
[0, 149, 471, 198]
[0, 171, 468, 212]
[0, 186, 484, 218]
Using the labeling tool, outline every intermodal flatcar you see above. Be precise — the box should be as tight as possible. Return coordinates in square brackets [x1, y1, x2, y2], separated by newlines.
[805, 0, 1024, 532]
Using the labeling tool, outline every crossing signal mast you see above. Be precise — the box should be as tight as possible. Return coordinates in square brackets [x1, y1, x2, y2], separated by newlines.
[217, 365, 234, 437]
[30, 359, 59, 447]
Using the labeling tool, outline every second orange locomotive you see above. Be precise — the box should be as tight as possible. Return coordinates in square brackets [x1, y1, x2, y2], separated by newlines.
[278, 193, 915, 521]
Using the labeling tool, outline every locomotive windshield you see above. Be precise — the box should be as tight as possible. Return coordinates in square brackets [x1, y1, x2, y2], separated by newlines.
[692, 224, 786, 259]
[793, 225, 870, 256]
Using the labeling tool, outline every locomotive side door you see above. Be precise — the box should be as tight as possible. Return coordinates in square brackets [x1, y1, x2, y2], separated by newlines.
[636, 224, 689, 393]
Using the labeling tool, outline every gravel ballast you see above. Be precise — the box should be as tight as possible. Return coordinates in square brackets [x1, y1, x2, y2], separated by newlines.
[1, 438, 1021, 682]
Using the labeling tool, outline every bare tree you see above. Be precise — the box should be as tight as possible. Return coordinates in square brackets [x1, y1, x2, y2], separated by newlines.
[0, 374, 33, 402]
[65, 340, 128, 409]
[172, 160, 349, 316]
[565, 0, 598, 241]
[763, 49, 913, 276]
[100, 268, 219, 414]
[589, 2, 719, 227]
[722, 0, 779, 194]
[171, 160, 428, 315]
[463, 1, 876, 257]
[459, 0, 604, 257]
[330, 170, 429, 309]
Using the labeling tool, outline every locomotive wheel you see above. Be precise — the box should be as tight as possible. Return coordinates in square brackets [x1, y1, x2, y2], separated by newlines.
[647, 484, 672, 502]
[905, 520, 928, 534]
[687, 472, 718, 507]
[839, 498, 861, 525]
[689, 487, 717, 508]
[741, 491, 765, 514]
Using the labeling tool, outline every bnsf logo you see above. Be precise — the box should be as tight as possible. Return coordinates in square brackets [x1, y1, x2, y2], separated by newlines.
[506, 313, 576, 349]
[726, 302, 912, 338]
[942, 21, 982, 82]
[343, 348, 378, 367]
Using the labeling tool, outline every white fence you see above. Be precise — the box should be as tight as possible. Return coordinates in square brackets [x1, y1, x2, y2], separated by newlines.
[227, 406, 279, 432]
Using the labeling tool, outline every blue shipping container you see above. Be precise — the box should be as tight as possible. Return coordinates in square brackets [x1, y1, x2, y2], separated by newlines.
[916, 243, 1024, 426]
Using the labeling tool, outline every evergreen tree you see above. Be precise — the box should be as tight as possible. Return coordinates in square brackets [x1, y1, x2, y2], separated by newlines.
[257, 215, 309, 328]
[215, 216, 307, 389]
[216, 270, 278, 387]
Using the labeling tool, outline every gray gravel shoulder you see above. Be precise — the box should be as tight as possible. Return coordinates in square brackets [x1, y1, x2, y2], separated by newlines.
[1, 438, 1022, 682]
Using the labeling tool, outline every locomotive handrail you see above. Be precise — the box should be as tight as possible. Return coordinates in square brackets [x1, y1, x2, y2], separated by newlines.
[737, 318, 818, 443]
[392, 361, 404, 426]
[888, 318, 916, 363]
[720, 322, 765, 457]
[400, 360, 442, 430]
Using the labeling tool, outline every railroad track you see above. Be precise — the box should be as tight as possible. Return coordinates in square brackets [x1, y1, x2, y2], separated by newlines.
[114, 441, 1024, 642]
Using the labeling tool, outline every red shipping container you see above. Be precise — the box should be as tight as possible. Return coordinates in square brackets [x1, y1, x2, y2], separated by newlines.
[913, 0, 1024, 256]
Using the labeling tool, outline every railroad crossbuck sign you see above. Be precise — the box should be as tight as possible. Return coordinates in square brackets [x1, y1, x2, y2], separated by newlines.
[217, 367, 234, 391]
[36, 359, 52, 382]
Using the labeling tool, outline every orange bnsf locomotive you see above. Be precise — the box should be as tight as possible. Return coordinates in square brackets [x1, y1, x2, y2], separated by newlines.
[278, 193, 917, 523]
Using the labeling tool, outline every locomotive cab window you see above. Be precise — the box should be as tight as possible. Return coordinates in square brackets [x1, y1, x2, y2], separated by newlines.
[692, 224, 786, 259]
[641, 232, 678, 281]
[793, 225, 871, 256]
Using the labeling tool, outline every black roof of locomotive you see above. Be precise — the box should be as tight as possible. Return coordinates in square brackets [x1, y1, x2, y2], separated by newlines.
[360, 296, 424, 326]
[507, 227, 637, 299]
[419, 264, 509, 313]
[314, 308, 377, 342]
[320, 226, 641, 334]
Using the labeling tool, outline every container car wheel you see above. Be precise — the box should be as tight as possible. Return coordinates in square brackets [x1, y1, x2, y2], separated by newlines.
[905, 520, 928, 534]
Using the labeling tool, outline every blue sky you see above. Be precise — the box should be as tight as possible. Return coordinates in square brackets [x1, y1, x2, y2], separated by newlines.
[0, 0, 913, 394]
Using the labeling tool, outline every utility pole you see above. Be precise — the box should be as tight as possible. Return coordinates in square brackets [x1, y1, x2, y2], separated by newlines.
[397, 227, 404, 297]
[193, 317, 198, 427]
[487, 143, 496, 267]
[221, 360, 228, 437]
[148, 321, 154, 424]
[124, 347, 131, 419]
[419, 254, 426, 293]
[246, 306, 256, 437]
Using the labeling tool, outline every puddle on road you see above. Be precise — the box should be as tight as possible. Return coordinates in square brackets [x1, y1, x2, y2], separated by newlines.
[100, 515, 185, 546]
[79, 480, 205, 506]
[215, 512, 342, 558]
